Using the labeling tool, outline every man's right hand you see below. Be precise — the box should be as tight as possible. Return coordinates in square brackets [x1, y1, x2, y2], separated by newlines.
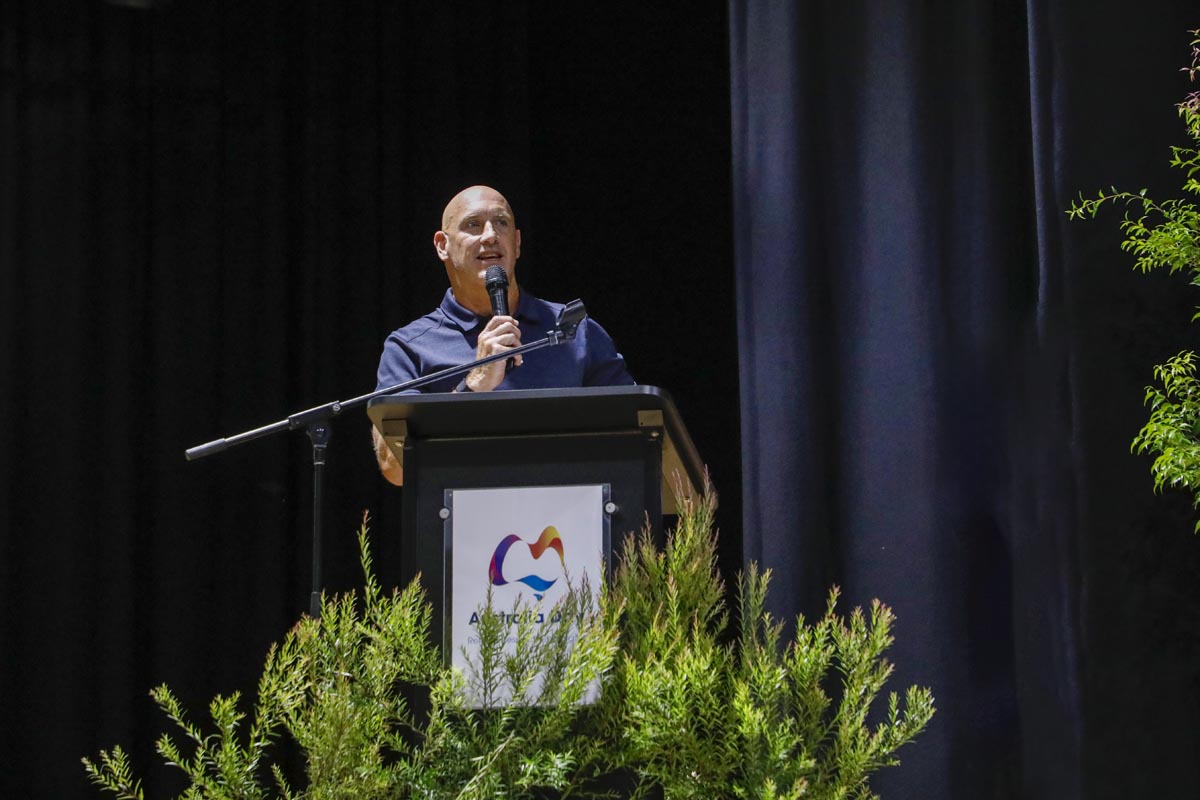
[462, 315, 523, 392]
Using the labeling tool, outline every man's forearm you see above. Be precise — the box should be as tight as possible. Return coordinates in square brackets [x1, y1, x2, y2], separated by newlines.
[371, 426, 404, 486]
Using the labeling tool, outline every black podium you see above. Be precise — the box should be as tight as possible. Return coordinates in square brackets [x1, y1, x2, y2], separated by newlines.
[366, 385, 704, 648]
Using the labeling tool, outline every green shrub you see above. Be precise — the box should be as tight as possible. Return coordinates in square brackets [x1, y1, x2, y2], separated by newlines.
[85, 493, 933, 799]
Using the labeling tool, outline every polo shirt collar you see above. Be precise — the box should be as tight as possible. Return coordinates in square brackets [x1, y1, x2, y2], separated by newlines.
[439, 289, 479, 331]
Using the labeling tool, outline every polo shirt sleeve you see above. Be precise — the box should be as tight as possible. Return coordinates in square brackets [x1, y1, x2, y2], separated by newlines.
[375, 332, 421, 393]
[582, 318, 636, 387]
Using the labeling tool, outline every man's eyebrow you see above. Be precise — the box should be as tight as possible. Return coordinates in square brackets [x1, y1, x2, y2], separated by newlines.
[461, 211, 511, 223]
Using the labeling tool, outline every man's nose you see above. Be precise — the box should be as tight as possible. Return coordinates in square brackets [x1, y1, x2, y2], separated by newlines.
[481, 221, 499, 242]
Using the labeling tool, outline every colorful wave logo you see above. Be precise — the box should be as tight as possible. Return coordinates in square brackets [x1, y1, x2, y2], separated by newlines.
[487, 525, 566, 599]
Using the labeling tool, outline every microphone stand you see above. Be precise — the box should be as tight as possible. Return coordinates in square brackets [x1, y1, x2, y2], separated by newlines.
[186, 300, 588, 617]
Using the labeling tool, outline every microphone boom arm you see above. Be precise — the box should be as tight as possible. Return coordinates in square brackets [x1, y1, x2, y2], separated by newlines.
[183, 299, 588, 617]
[185, 300, 589, 461]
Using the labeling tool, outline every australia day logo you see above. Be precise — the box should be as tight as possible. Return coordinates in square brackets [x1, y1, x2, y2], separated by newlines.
[487, 525, 565, 600]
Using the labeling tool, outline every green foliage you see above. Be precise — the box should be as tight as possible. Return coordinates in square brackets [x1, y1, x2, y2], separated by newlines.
[1067, 30, 1200, 527]
[1132, 351, 1200, 532]
[84, 514, 616, 800]
[418, 577, 621, 799]
[608, 488, 935, 800]
[85, 495, 934, 799]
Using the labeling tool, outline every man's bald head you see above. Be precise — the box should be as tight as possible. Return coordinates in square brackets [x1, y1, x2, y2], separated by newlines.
[441, 185, 515, 231]
[433, 185, 522, 316]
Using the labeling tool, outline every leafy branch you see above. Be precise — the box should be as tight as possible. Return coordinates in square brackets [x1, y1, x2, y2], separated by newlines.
[610, 486, 935, 800]
[1068, 29, 1200, 527]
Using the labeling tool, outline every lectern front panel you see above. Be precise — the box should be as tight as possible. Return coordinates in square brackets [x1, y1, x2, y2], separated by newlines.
[402, 428, 662, 653]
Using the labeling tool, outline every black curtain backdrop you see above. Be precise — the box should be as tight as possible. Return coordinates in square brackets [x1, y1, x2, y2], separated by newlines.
[4, 1, 1200, 799]
[731, 1, 1200, 798]
[0, 3, 738, 798]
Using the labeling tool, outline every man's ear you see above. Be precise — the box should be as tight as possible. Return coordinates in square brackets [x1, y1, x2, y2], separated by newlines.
[433, 230, 449, 261]
[515, 228, 521, 259]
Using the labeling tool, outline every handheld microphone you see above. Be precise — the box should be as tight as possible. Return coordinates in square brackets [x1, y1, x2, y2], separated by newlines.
[485, 265, 509, 317]
[484, 265, 516, 370]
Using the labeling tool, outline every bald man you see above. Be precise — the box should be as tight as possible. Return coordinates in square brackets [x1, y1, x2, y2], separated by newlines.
[372, 185, 634, 484]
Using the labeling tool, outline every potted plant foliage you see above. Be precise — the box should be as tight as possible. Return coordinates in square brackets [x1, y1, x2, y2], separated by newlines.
[85, 489, 934, 799]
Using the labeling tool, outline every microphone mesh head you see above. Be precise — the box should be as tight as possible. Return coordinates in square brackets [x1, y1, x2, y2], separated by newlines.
[484, 265, 508, 290]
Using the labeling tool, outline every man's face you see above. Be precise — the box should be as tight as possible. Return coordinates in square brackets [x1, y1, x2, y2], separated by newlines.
[435, 188, 522, 297]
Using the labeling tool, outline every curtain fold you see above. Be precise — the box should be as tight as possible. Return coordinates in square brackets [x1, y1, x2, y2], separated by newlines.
[731, 0, 1198, 796]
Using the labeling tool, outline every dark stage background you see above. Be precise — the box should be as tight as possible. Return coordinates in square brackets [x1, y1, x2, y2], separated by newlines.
[2, 1, 1199, 799]
[731, 1, 1200, 797]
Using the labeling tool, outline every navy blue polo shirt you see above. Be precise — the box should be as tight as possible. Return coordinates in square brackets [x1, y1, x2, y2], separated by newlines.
[375, 288, 635, 394]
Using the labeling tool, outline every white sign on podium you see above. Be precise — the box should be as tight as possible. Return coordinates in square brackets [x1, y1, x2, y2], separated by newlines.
[445, 484, 608, 706]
